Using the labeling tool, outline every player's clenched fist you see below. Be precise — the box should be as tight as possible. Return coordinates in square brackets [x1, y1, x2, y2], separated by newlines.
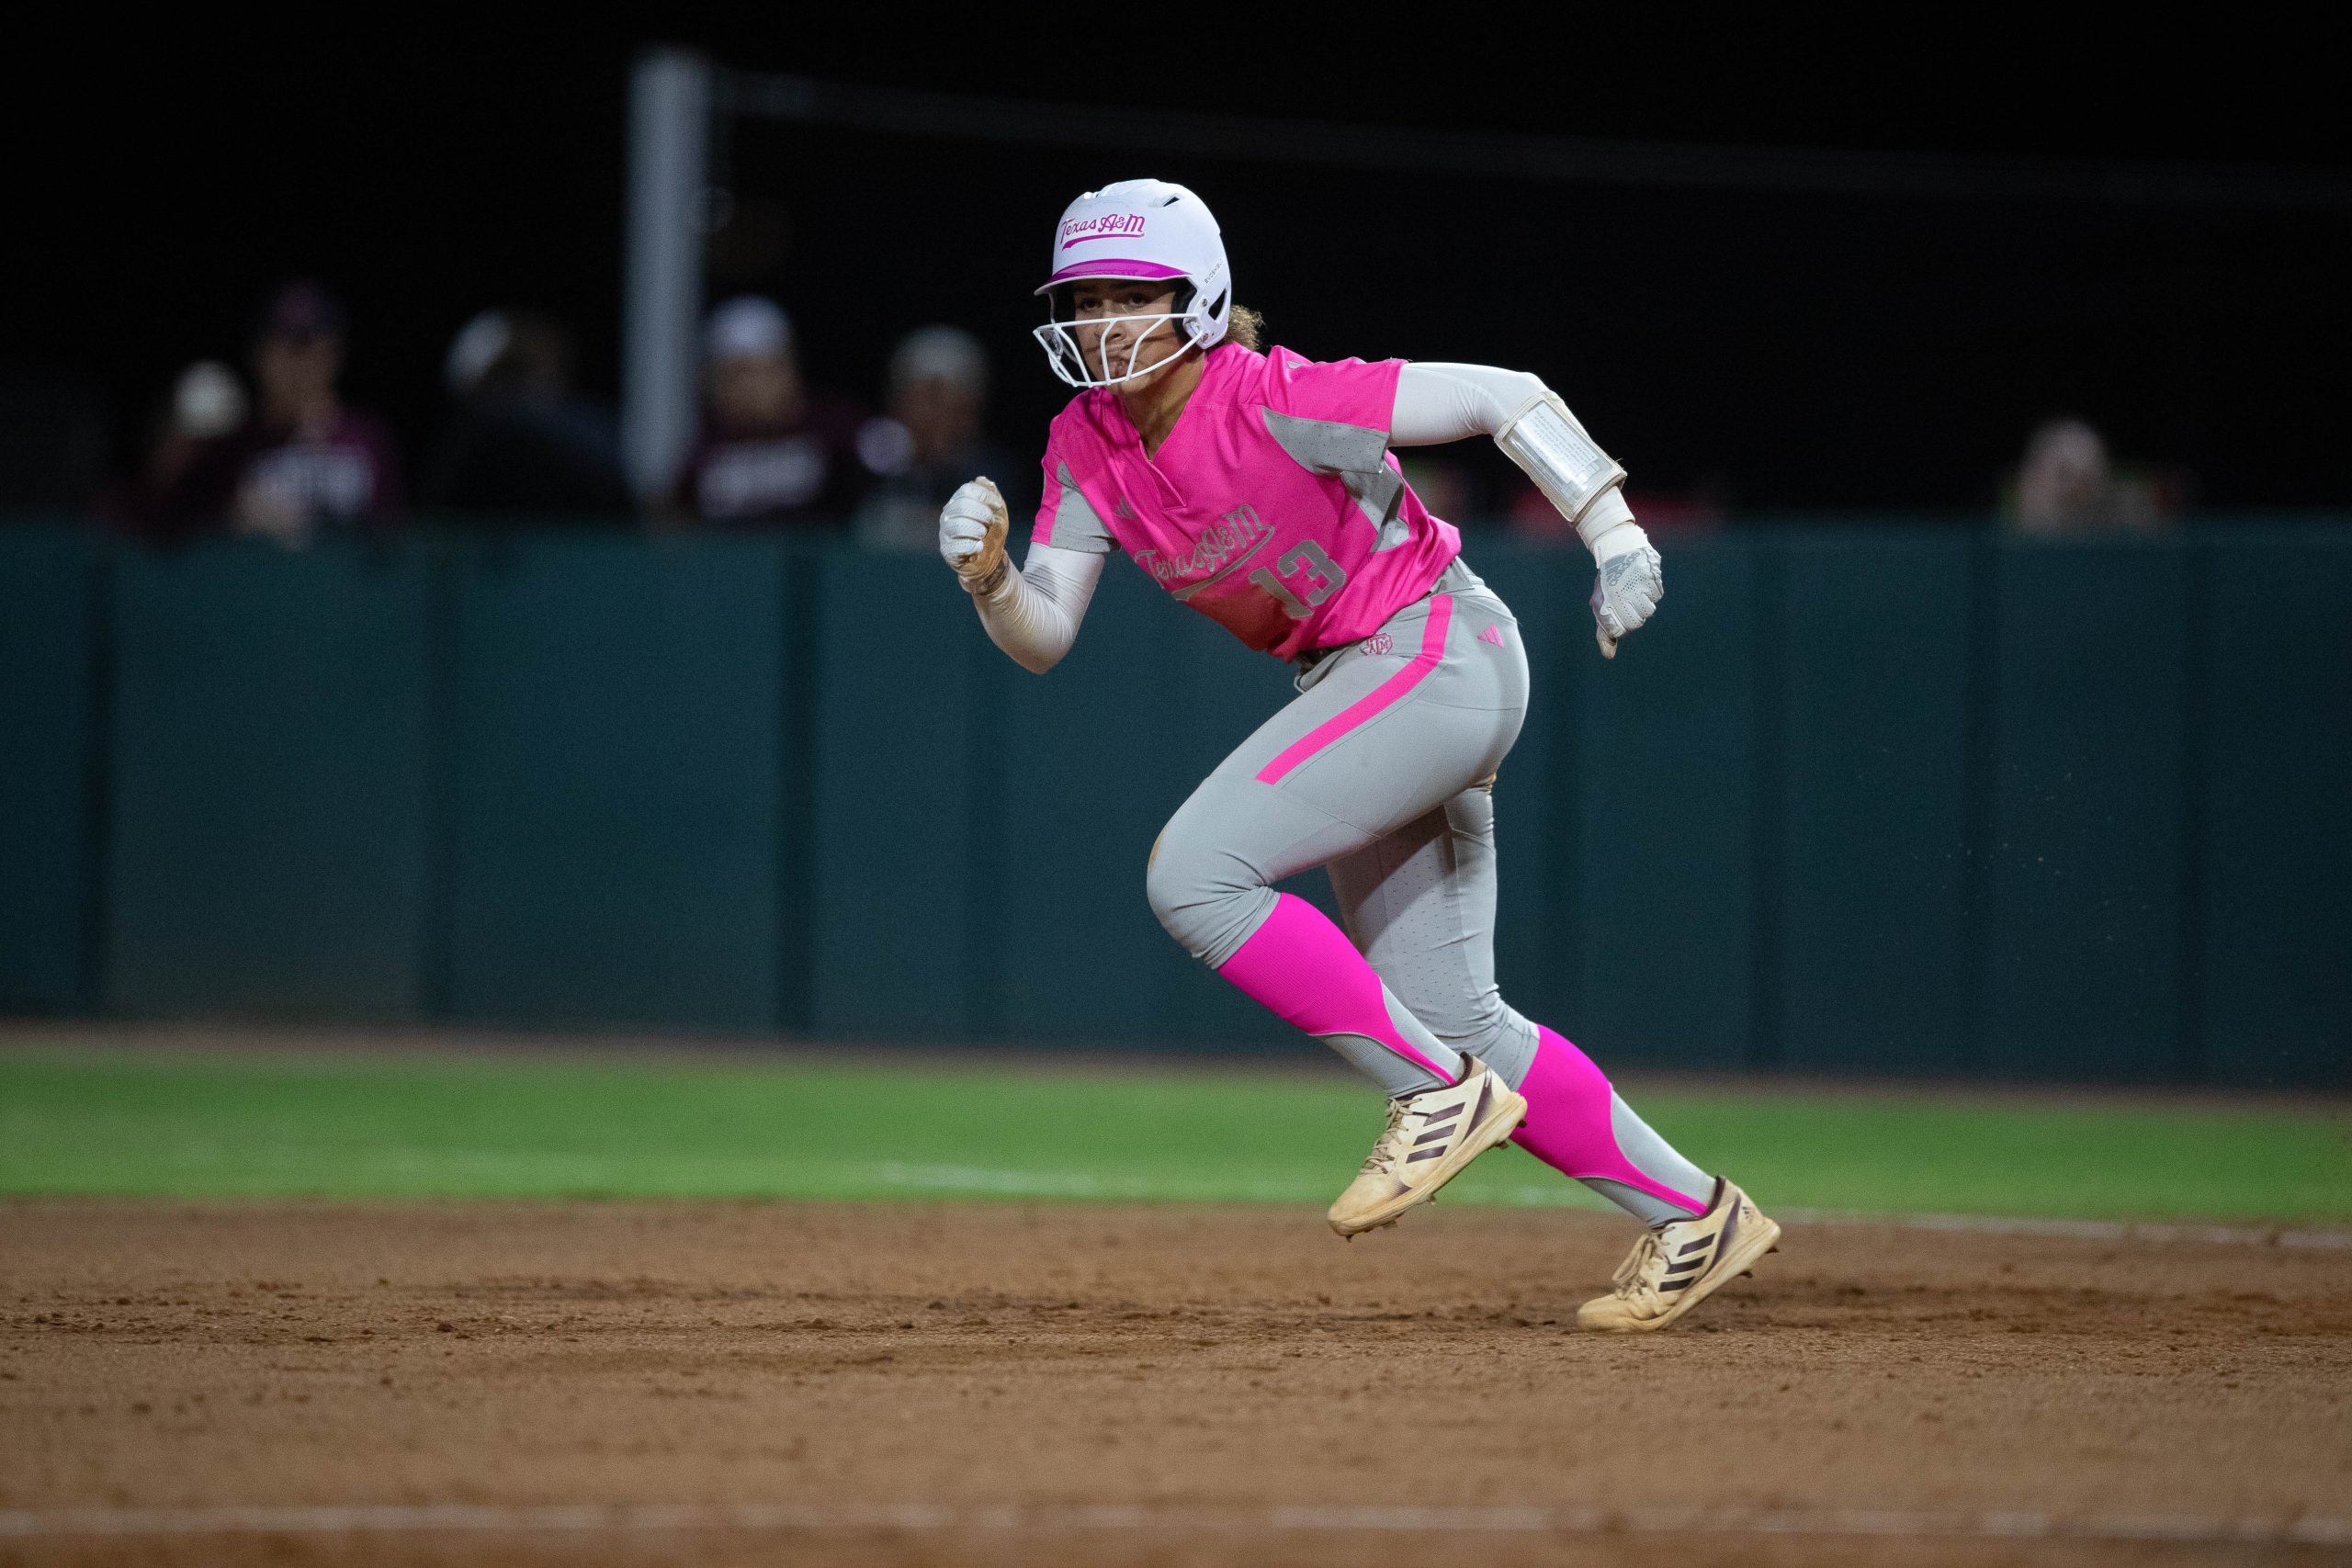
[1588, 522, 1663, 659]
[939, 478, 1010, 594]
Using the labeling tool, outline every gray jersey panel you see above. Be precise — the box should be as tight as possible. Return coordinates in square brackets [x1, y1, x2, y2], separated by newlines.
[1258, 408, 1410, 550]
[1047, 462, 1118, 554]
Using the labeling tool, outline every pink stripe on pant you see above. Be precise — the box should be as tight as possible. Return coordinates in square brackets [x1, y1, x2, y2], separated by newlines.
[1256, 595, 1453, 784]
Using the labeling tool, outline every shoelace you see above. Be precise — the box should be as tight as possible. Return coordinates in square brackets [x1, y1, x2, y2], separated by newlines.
[1357, 1100, 1415, 1177]
[1611, 1229, 1667, 1295]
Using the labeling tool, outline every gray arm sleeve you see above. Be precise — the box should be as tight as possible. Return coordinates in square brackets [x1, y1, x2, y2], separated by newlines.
[970, 541, 1104, 674]
[1391, 361, 1634, 542]
[1388, 362, 1550, 446]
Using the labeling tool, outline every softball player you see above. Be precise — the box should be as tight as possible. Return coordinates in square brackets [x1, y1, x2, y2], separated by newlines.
[938, 180, 1778, 1331]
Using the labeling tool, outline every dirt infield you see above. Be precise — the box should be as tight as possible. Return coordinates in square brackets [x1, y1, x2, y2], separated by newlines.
[3, 1201, 2347, 1567]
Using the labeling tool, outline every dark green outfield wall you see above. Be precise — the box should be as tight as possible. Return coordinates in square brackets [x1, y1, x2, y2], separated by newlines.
[0, 527, 99, 1014]
[2, 524, 2345, 1087]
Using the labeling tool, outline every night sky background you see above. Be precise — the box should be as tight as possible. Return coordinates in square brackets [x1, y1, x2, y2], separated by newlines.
[13, 25, 2348, 516]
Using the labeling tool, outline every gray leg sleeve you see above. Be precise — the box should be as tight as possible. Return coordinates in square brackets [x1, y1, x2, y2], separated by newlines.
[1585, 1098, 1719, 1226]
[1326, 783, 1542, 1086]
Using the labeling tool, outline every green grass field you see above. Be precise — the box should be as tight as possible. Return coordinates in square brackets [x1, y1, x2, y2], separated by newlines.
[1, 1044, 2346, 1224]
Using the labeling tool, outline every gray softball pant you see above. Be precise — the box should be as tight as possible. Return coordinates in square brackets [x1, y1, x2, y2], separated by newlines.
[1147, 559, 1543, 1100]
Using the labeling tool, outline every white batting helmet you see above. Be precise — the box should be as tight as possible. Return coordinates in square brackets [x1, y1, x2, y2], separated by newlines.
[1032, 179, 1232, 388]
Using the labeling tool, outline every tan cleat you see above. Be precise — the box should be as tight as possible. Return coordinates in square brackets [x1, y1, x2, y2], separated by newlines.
[1328, 1056, 1526, 1237]
[1577, 1178, 1781, 1333]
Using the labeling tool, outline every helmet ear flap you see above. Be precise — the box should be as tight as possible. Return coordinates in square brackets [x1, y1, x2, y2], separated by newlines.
[1168, 278, 1232, 349]
[1191, 262, 1232, 347]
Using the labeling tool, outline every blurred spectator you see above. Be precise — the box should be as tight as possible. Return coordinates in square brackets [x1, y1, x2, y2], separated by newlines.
[2011, 417, 2111, 532]
[419, 310, 631, 519]
[139, 362, 248, 504]
[1603, 485, 1727, 533]
[853, 326, 1025, 552]
[2007, 416, 2185, 535]
[670, 297, 863, 527]
[148, 280, 401, 545]
[175, 362, 250, 439]
[1504, 471, 1725, 543]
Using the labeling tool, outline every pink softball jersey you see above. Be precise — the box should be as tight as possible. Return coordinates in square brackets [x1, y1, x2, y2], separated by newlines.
[1031, 344, 1462, 660]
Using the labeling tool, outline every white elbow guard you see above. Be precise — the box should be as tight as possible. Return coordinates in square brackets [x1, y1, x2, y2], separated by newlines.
[1495, 392, 1627, 532]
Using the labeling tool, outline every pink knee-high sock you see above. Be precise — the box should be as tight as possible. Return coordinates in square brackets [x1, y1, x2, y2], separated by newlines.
[1215, 893, 1459, 1084]
[1512, 1026, 1707, 1216]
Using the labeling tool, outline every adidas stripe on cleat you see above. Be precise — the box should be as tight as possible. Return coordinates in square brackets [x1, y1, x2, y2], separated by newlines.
[1328, 1056, 1526, 1238]
[1576, 1178, 1781, 1332]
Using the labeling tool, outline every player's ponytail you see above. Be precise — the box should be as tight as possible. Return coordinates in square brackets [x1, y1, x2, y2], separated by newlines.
[1222, 304, 1264, 352]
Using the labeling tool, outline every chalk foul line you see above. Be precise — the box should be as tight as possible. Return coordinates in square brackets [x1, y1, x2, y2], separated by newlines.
[0, 1502, 2344, 1545]
[1769, 1206, 2352, 1250]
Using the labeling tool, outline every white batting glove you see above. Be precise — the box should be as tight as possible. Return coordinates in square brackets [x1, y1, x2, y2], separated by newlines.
[939, 478, 1010, 594]
[1588, 522, 1663, 659]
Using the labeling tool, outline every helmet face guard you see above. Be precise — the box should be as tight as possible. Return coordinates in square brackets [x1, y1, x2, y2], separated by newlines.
[1032, 305, 1213, 389]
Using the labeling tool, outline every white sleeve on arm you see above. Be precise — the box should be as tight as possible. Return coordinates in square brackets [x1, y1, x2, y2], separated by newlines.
[1388, 362, 1551, 446]
[1390, 361, 1634, 545]
[967, 541, 1104, 674]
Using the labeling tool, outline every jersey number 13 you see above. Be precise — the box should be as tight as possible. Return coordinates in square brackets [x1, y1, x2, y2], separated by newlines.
[1250, 540, 1348, 620]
